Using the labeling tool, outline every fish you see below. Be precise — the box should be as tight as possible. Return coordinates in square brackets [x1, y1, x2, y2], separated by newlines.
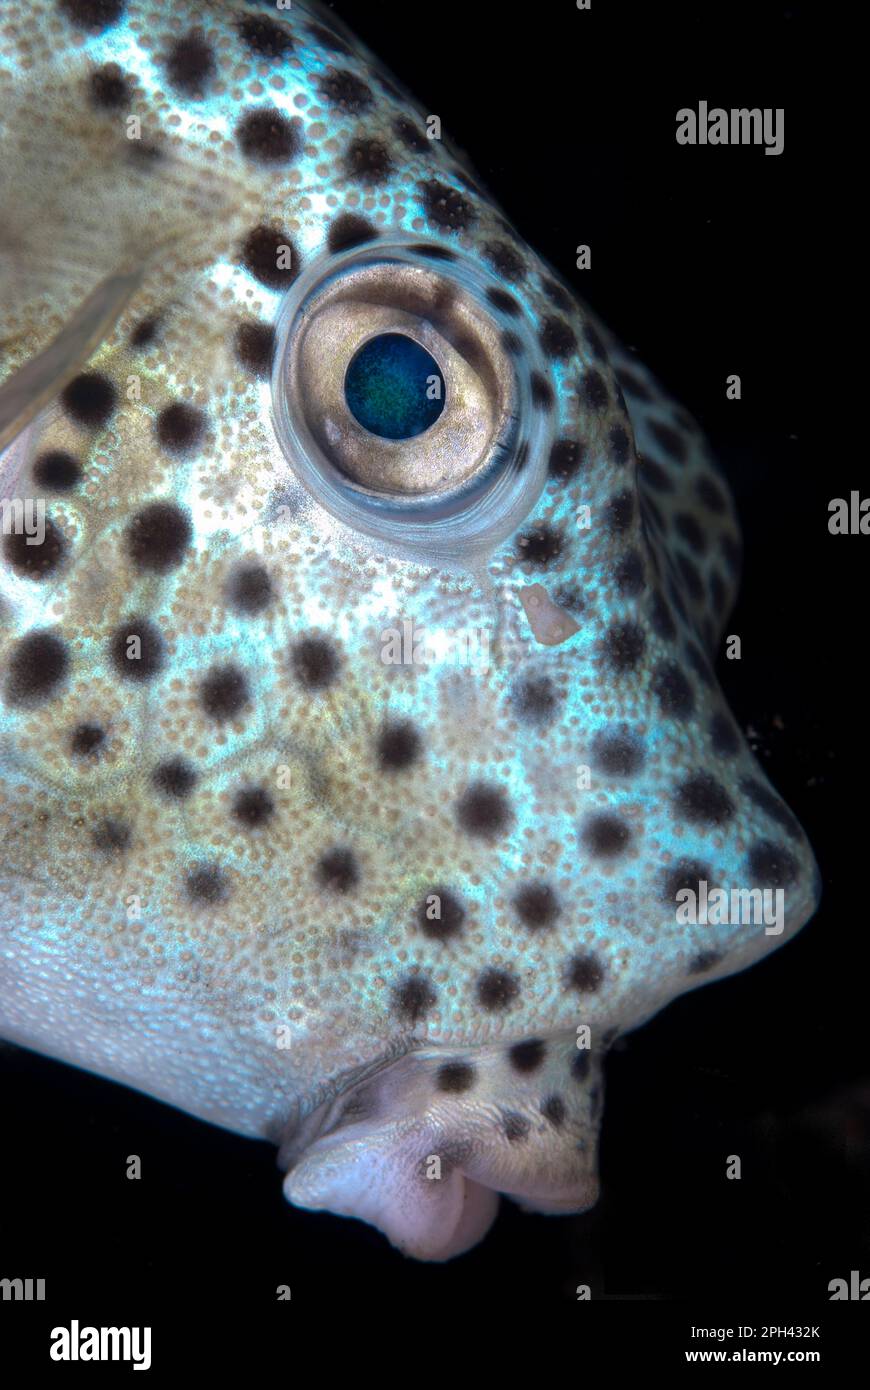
[0, 0, 820, 1261]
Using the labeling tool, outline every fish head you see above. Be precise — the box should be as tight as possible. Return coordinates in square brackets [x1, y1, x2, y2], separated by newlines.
[0, 0, 819, 1260]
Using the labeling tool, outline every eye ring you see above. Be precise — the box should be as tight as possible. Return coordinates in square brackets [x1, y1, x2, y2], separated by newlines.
[270, 240, 552, 563]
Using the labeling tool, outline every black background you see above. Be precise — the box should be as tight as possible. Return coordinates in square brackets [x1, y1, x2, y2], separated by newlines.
[1, 0, 861, 1348]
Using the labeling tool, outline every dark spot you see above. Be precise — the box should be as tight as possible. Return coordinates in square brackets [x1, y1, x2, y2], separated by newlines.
[307, 22, 351, 56]
[571, 1050, 591, 1081]
[127, 138, 163, 167]
[605, 489, 634, 532]
[652, 660, 694, 718]
[377, 719, 421, 771]
[92, 817, 130, 853]
[539, 315, 576, 359]
[580, 369, 609, 411]
[152, 758, 197, 799]
[456, 782, 513, 841]
[417, 886, 465, 942]
[61, 372, 115, 429]
[675, 512, 707, 556]
[548, 438, 584, 483]
[482, 240, 526, 282]
[509, 1039, 546, 1074]
[3, 519, 65, 579]
[155, 402, 206, 455]
[71, 723, 105, 757]
[419, 179, 476, 232]
[661, 859, 712, 906]
[125, 501, 191, 573]
[582, 813, 631, 858]
[226, 562, 273, 615]
[130, 316, 160, 349]
[232, 786, 275, 828]
[109, 617, 164, 682]
[602, 620, 646, 672]
[688, 949, 723, 975]
[59, 0, 124, 31]
[234, 320, 275, 378]
[541, 278, 571, 311]
[290, 635, 341, 690]
[486, 287, 521, 316]
[316, 846, 359, 893]
[240, 224, 299, 291]
[515, 441, 530, 470]
[502, 1111, 530, 1142]
[236, 108, 301, 164]
[673, 771, 735, 826]
[650, 421, 688, 463]
[165, 28, 215, 98]
[741, 779, 803, 841]
[747, 839, 799, 888]
[566, 953, 605, 993]
[199, 664, 250, 721]
[511, 674, 560, 726]
[328, 213, 378, 253]
[414, 244, 457, 262]
[185, 862, 229, 905]
[477, 967, 520, 1012]
[317, 68, 373, 115]
[393, 115, 431, 153]
[541, 1094, 566, 1127]
[638, 455, 673, 492]
[436, 1062, 475, 1094]
[237, 14, 294, 59]
[608, 423, 631, 466]
[617, 367, 652, 401]
[393, 974, 437, 1023]
[517, 524, 563, 567]
[684, 640, 714, 688]
[88, 63, 130, 108]
[343, 136, 393, 184]
[615, 548, 645, 595]
[677, 552, 704, 601]
[513, 881, 559, 930]
[530, 372, 554, 409]
[710, 712, 739, 756]
[697, 474, 727, 513]
[33, 451, 82, 491]
[591, 724, 645, 777]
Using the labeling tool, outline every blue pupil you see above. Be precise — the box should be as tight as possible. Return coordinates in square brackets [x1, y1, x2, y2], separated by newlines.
[344, 333, 445, 440]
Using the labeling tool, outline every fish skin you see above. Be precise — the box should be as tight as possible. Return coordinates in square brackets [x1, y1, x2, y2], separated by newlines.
[0, 0, 819, 1260]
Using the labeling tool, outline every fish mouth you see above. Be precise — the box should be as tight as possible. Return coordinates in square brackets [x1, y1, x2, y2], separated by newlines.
[275, 1039, 419, 1168]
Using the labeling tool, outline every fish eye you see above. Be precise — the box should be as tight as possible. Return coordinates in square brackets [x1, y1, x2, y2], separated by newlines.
[271, 243, 551, 562]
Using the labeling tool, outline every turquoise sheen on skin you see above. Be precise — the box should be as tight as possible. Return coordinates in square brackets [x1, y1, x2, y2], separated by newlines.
[344, 333, 445, 440]
[0, 0, 819, 1263]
